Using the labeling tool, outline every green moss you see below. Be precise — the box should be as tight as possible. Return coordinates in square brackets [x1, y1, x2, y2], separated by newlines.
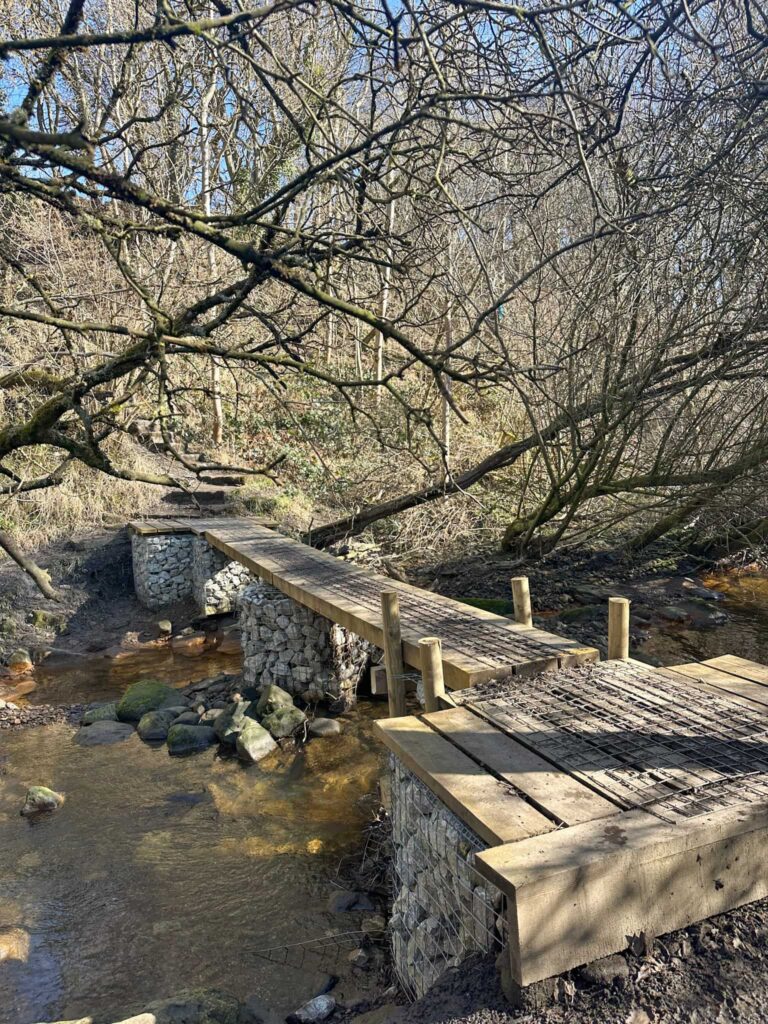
[116, 679, 180, 723]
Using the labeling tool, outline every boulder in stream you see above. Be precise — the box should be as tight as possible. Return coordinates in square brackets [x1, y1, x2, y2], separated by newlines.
[213, 700, 252, 745]
[117, 679, 185, 722]
[262, 705, 307, 738]
[137, 708, 179, 741]
[75, 721, 135, 746]
[141, 987, 241, 1024]
[81, 702, 118, 725]
[235, 718, 276, 763]
[166, 724, 217, 756]
[255, 683, 294, 718]
[21, 786, 64, 816]
[308, 718, 341, 738]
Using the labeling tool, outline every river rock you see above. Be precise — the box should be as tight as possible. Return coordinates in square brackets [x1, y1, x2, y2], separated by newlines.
[81, 702, 118, 725]
[287, 994, 336, 1024]
[117, 679, 184, 722]
[255, 683, 294, 718]
[235, 718, 276, 763]
[172, 711, 201, 726]
[213, 700, 252, 745]
[137, 708, 179, 741]
[326, 890, 375, 913]
[262, 705, 306, 738]
[200, 708, 224, 725]
[21, 786, 64, 815]
[142, 988, 240, 1023]
[75, 721, 135, 746]
[308, 718, 341, 738]
[166, 724, 217, 756]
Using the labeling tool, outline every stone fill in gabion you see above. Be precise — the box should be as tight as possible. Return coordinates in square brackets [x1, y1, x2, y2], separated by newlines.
[238, 580, 374, 703]
[132, 533, 195, 609]
[389, 757, 503, 999]
[192, 537, 254, 614]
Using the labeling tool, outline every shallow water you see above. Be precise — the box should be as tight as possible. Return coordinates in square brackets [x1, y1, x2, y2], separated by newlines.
[0, 654, 387, 1024]
[22, 646, 244, 706]
[638, 571, 768, 666]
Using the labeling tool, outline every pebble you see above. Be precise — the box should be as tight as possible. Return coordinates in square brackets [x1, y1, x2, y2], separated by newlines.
[0, 702, 83, 731]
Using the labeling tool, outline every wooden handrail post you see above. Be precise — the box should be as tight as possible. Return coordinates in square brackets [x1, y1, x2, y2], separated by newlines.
[419, 637, 445, 713]
[607, 597, 631, 660]
[510, 576, 533, 627]
[381, 591, 407, 717]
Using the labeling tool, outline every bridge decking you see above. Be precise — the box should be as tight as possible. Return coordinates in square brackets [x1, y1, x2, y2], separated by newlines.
[376, 655, 768, 986]
[127, 516, 598, 688]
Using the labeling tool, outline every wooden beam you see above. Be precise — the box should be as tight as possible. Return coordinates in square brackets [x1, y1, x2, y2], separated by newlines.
[375, 715, 553, 845]
[510, 576, 533, 627]
[419, 637, 446, 713]
[382, 591, 407, 717]
[476, 801, 768, 985]
[607, 597, 630, 660]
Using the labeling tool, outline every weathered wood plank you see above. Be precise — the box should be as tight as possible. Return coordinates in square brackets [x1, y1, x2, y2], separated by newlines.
[666, 662, 768, 710]
[476, 802, 768, 985]
[704, 655, 768, 688]
[374, 716, 553, 846]
[423, 706, 619, 826]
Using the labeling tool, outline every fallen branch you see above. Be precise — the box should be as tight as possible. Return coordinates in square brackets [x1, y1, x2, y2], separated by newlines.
[0, 530, 62, 601]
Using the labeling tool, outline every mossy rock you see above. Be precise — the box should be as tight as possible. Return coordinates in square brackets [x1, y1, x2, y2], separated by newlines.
[117, 679, 183, 722]
[82, 702, 118, 725]
[255, 684, 294, 718]
[21, 786, 64, 816]
[137, 708, 179, 741]
[262, 705, 307, 738]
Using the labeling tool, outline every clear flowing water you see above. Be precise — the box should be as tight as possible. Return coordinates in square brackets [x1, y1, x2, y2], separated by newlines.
[638, 571, 768, 666]
[0, 649, 387, 1024]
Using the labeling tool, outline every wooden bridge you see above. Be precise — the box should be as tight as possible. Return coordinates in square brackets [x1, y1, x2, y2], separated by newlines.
[130, 515, 768, 993]
[128, 516, 598, 688]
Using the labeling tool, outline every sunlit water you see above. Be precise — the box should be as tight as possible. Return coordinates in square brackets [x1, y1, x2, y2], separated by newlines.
[0, 649, 387, 1024]
[638, 571, 768, 666]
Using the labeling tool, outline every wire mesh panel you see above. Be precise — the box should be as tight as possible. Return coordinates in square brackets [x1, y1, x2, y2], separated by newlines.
[388, 757, 503, 999]
[463, 662, 768, 822]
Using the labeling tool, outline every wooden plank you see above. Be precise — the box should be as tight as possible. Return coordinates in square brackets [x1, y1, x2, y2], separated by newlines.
[476, 801, 768, 985]
[666, 663, 768, 710]
[374, 716, 553, 846]
[423, 706, 619, 826]
[658, 667, 768, 715]
[704, 655, 768, 688]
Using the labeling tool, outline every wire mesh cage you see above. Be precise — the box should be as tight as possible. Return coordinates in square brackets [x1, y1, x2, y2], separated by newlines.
[388, 756, 504, 999]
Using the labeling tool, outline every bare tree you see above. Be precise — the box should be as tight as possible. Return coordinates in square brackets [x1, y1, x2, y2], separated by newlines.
[2, 0, 768, 589]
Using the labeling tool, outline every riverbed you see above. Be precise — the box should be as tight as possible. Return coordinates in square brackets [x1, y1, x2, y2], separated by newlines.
[0, 648, 388, 1024]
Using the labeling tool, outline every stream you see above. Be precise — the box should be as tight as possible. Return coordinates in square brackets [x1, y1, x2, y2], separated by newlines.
[0, 647, 387, 1024]
[3, 570, 768, 1023]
